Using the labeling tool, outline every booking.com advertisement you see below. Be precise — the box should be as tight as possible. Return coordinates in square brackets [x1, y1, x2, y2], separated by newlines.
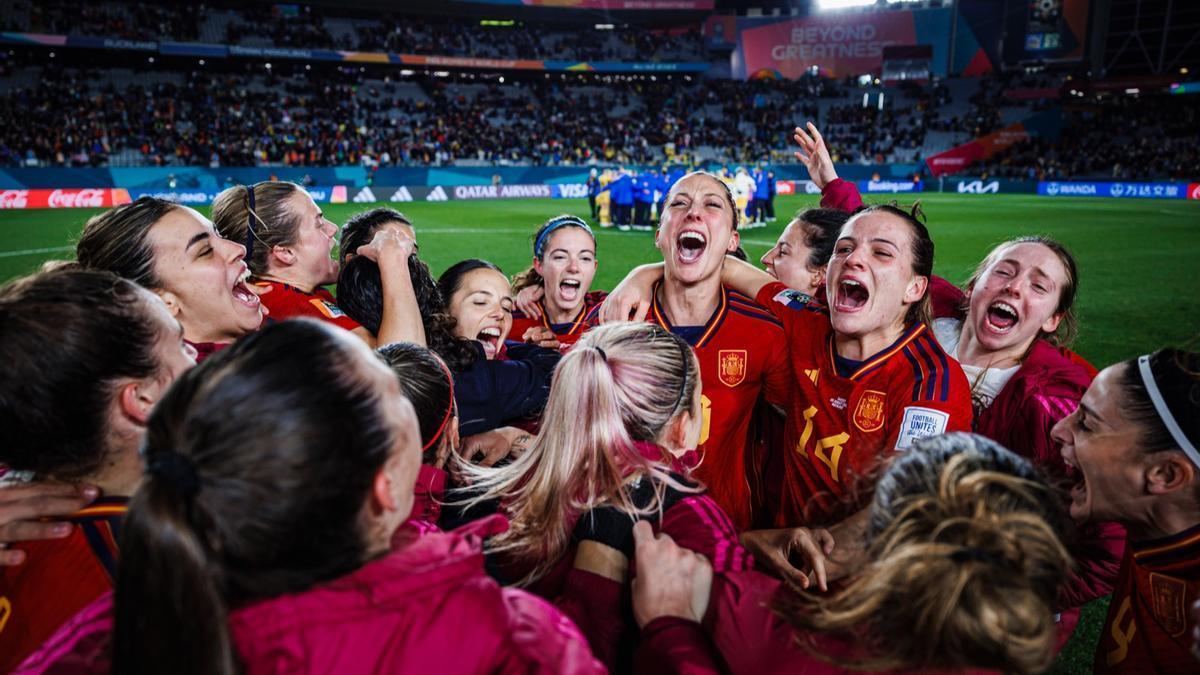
[731, 9, 953, 80]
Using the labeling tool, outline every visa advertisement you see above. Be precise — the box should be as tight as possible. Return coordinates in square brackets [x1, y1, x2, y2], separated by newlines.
[732, 9, 953, 80]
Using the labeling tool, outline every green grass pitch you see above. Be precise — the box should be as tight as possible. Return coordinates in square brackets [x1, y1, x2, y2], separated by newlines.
[1, 192, 1198, 672]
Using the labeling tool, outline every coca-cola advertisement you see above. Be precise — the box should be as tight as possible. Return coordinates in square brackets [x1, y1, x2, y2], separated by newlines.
[0, 188, 131, 209]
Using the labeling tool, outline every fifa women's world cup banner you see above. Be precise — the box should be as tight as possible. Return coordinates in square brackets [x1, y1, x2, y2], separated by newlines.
[733, 9, 952, 80]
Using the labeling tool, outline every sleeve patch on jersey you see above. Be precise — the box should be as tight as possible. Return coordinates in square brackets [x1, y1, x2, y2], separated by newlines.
[310, 298, 346, 319]
[895, 406, 949, 450]
[771, 288, 813, 310]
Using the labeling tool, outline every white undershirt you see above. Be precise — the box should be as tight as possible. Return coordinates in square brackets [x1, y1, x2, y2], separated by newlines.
[932, 318, 1019, 413]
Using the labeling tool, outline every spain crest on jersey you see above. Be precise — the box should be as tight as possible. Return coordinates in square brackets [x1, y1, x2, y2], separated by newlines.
[718, 350, 747, 387]
[1149, 572, 1187, 636]
[853, 390, 887, 432]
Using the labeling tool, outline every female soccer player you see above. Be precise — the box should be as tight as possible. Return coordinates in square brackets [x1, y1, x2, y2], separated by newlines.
[464, 322, 751, 670]
[511, 215, 605, 348]
[339, 253, 558, 439]
[0, 267, 195, 673]
[928, 236, 1124, 648]
[376, 341, 459, 526]
[601, 171, 791, 531]
[211, 183, 422, 347]
[76, 196, 264, 361]
[758, 207, 846, 297]
[104, 319, 603, 674]
[1052, 347, 1200, 673]
[604, 202, 972, 544]
[632, 433, 1074, 675]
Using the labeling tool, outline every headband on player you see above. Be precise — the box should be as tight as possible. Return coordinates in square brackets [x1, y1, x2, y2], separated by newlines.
[1138, 354, 1200, 469]
[534, 216, 594, 259]
[422, 356, 457, 454]
[244, 184, 257, 259]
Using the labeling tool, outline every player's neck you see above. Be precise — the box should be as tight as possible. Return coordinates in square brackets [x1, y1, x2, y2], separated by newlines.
[258, 268, 319, 294]
[1128, 499, 1200, 541]
[178, 315, 237, 348]
[659, 275, 720, 326]
[544, 297, 579, 325]
[956, 324, 1026, 370]
[89, 433, 145, 498]
[834, 322, 905, 362]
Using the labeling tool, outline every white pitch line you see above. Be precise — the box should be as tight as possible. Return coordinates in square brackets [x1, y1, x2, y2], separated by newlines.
[0, 245, 74, 258]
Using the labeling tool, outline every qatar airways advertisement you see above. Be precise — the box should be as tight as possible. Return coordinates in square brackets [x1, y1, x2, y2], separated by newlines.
[733, 9, 952, 80]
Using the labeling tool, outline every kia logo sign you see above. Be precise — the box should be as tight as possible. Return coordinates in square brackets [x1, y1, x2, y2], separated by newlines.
[1190, 183, 1200, 200]
[955, 180, 1000, 194]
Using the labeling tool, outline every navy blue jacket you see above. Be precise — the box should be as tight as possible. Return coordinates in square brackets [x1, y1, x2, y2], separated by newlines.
[454, 341, 560, 437]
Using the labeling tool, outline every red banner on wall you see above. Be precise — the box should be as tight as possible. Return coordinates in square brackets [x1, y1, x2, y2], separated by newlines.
[738, 13, 917, 79]
[0, 188, 131, 209]
[925, 123, 1035, 177]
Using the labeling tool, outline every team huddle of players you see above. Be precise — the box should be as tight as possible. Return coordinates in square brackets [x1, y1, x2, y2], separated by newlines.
[0, 125, 1198, 674]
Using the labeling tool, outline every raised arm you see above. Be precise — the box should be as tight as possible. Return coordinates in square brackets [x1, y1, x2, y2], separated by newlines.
[598, 263, 664, 324]
[720, 254, 777, 300]
[357, 228, 425, 347]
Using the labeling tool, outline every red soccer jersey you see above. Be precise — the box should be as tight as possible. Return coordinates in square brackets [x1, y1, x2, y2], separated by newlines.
[252, 280, 361, 332]
[1096, 524, 1200, 674]
[755, 281, 973, 527]
[643, 283, 792, 531]
[511, 291, 607, 348]
[0, 497, 126, 673]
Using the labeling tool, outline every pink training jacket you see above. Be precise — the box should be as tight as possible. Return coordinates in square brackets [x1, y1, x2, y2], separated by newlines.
[229, 515, 604, 674]
[17, 516, 604, 675]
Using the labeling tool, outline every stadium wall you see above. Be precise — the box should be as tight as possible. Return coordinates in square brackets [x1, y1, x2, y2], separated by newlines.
[4, 179, 1196, 210]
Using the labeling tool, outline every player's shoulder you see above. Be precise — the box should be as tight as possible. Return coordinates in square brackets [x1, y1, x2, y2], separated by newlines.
[725, 289, 785, 332]
[759, 283, 827, 316]
[894, 325, 967, 404]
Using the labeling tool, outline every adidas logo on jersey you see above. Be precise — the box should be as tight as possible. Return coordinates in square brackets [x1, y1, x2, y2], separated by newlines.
[352, 188, 376, 203]
[426, 186, 448, 202]
[389, 187, 413, 202]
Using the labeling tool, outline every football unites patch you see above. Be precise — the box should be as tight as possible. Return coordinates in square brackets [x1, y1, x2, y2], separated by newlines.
[895, 406, 950, 450]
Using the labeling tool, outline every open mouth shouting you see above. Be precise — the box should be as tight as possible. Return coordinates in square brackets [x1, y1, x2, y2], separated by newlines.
[835, 277, 869, 313]
[231, 267, 261, 311]
[558, 278, 582, 304]
[676, 230, 708, 265]
[476, 326, 503, 359]
[985, 300, 1020, 334]
[1060, 451, 1089, 519]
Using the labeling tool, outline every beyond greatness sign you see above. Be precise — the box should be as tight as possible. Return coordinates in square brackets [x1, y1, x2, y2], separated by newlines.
[737, 13, 917, 79]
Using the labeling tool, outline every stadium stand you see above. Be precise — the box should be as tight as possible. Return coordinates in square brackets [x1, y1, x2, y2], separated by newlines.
[0, 0, 1196, 181]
